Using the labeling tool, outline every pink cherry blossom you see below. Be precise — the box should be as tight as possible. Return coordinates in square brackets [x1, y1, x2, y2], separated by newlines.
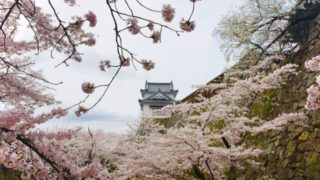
[141, 60, 155, 71]
[180, 19, 195, 32]
[151, 31, 161, 43]
[161, 4, 175, 22]
[127, 18, 140, 35]
[305, 55, 320, 71]
[81, 82, 95, 94]
[84, 11, 97, 27]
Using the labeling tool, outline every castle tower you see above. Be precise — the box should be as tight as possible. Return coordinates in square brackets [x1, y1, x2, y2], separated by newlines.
[139, 81, 178, 117]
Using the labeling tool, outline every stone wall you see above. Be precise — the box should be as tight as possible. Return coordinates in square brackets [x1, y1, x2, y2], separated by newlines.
[227, 14, 320, 180]
[173, 14, 320, 180]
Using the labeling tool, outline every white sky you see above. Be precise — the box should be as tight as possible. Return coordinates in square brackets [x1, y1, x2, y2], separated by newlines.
[33, 0, 244, 133]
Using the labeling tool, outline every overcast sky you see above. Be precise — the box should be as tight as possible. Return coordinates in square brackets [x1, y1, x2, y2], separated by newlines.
[33, 0, 244, 133]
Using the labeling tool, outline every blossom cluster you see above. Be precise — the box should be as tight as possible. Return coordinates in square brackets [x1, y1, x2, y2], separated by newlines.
[305, 55, 320, 72]
[180, 19, 196, 32]
[99, 60, 111, 71]
[81, 82, 95, 94]
[127, 18, 140, 35]
[162, 5, 175, 22]
[84, 11, 97, 27]
[141, 60, 155, 71]
[305, 55, 320, 110]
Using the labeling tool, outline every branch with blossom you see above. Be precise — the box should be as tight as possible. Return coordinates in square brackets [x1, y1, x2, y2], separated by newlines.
[0, 0, 202, 178]
[1, 0, 201, 116]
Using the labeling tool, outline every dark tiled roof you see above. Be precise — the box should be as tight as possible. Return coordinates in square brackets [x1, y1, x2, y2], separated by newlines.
[144, 81, 174, 92]
[144, 91, 174, 101]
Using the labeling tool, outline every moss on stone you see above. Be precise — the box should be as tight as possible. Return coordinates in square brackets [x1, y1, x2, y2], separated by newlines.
[241, 131, 278, 151]
[252, 100, 273, 116]
[286, 141, 297, 157]
[208, 120, 226, 132]
[154, 114, 182, 128]
[299, 131, 310, 141]
[305, 159, 320, 177]
[306, 152, 319, 166]
[200, 106, 209, 113]
[251, 90, 278, 119]
[191, 110, 201, 116]
[187, 120, 201, 126]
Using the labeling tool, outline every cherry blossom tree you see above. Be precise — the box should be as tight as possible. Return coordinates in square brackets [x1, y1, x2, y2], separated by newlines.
[101, 1, 319, 179]
[215, 0, 320, 63]
[1, 0, 201, 114]
[111, 58, 306, 179]
[0, 0, 201, 178]
[1, 0, 316, 179]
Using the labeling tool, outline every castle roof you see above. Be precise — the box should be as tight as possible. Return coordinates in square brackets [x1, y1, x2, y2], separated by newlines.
[139, 81, 178, 107]
[140, 81, 178, 98]
[144, 81, 173, 92]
